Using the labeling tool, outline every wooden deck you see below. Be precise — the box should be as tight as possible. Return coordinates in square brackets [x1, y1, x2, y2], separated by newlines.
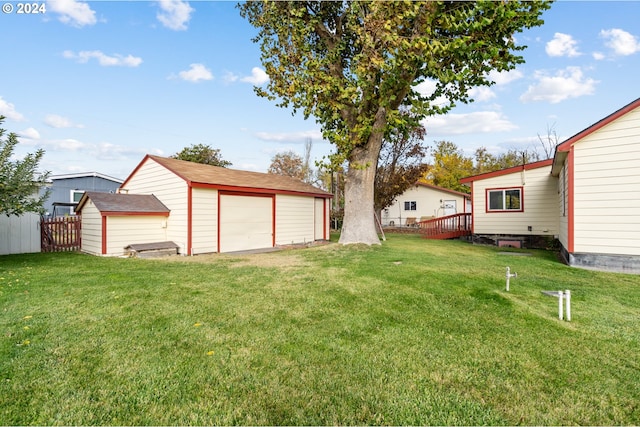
[418, 213, 472, 240]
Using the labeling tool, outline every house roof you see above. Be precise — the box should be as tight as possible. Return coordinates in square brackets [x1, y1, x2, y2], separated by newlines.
[76, 191, 170, 215]
[416, 182, 470, 198]
[459, 159, 553, 184]
[48, 172, 124, 183]
[122, 155, 333, 198]
[551, 97, 640, 176]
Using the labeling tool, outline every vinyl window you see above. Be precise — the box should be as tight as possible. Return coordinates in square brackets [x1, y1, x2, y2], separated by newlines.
[486, 188, 522, 212]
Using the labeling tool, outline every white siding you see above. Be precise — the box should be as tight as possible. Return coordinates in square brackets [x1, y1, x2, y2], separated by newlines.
[275, 194, 315, 245]
[105, 216, 168, 257]
[383, 185, 469, 226]
[191, 188, 218, 254]
[123, 159, 188, 253]
[0, 213, 41, 255]
[558, 162, 569, 250]
[79, 200, 102, 256]
[471, 165, 559, 236]
[314, 198, 326, 240]
[572, 107, 640, 255]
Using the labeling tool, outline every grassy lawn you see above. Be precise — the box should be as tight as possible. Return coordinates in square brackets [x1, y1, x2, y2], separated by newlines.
[1, 233, 639, 425]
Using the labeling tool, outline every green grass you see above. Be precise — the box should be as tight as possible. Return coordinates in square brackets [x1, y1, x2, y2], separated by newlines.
[1, 234, 639, 425]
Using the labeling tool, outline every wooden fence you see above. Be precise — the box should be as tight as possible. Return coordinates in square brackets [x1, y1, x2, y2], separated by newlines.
[41, 216, 81, 252]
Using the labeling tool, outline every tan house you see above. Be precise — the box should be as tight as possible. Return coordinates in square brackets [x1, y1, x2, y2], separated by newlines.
[382, 183, 471, 227]
[459, 159, 557, 248]
[77, 155, 332, 256]
[76, 192, 171, 257]
[461, 97, 640, 273]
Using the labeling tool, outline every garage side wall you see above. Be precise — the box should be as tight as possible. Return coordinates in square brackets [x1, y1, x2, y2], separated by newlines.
[122, 159, 189, 253]
[275, 194, 315, 245]
[105, 216, 168, 256]
[572, 107, 640, 256]
[191, 188, 218, 254]
[79, 201, 102, 256]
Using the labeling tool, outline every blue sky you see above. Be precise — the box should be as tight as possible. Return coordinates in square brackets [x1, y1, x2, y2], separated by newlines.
[2, 1, 640, 180]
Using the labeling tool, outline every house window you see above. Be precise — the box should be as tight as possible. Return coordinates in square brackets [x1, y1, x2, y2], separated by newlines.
[486, 188, 523, 212]
[70, 190, 84, 215]
[404, 201, 417, 211]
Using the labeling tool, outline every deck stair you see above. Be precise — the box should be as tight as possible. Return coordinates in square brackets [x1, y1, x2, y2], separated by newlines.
[418, 213, 472, 240]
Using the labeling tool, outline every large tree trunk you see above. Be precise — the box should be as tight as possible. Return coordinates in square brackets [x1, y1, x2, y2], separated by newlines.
[339, 132, 385, 246]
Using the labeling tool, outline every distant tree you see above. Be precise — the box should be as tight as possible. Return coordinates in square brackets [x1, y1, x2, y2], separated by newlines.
[171, 143, 232, 167]
[0, 116, 50, 216]
[473, 146, 540, 173]
[537, 123, 560, 159]
[268, 150, 305, 180]
[375, 121, 428, 215]
[423, 140, 473, 193]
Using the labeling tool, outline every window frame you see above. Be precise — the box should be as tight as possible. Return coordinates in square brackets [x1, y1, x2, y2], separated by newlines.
[485, 187, 524, 213]
[403, 201, 417, 211]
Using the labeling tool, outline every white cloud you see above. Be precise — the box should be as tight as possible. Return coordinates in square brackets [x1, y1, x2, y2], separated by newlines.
[468, 87, 496, 102]
[46, 0, 96, 27]
[0, 96, 25, 121]
[414, 79, 449, 106]
[600, 28, 640, 56]
[254, 129, 323, 143]
[63, 50, 143, 67]
[223, 71, 239, 84]
[177, 63, 213, 83]
[520, 67, 597, 104]
[488, 69, 524, 86]
[592, 51, 606, 61]
[546, 32, 581, 57]
[54, 138, 86, 151]
[240, 67, 269, 85]
[423, 111, 517, 135]
[18, 128, 41, 140]
[156, 0, 194, 31]
[44, 114, 83, 129]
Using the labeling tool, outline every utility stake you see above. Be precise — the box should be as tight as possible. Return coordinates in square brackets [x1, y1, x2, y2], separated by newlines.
[506, 266, 517, 291]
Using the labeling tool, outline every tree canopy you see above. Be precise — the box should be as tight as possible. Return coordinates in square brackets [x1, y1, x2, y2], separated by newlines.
[239, 0, 551, 244]
[0, 116, 50, 216]
[171, 143, 232, 167]
[422, 141, 544, 192]
[375, 121, 428, 214]
[268, 150, 305, 180]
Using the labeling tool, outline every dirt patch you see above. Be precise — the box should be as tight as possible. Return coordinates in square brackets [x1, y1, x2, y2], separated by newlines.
[159, 241, 336, 269]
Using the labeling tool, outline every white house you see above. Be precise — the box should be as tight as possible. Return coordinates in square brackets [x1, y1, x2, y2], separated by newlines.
[77, 155, 332, 256]
[459, 159, 558, 248]
[551, 97, 640, 272]
[461, 97, 640, 273]
[382, 183, 471, 227]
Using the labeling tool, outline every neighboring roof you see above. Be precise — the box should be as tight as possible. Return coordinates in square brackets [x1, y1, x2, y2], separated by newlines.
[122, 155, 333, 198]
[76, 191, 170, 215]
[48, 172, 124, 183]
[551, 97, 640, 176]
[416, 182, 470, 198]
[459, 159, 553, 184]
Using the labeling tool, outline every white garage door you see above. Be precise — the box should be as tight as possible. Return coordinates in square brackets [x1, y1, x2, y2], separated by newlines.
[219, 194, 273, 253]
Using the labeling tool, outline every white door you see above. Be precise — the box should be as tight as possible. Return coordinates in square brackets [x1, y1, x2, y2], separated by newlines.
[443, 200, 457, 216]
[314, 198, 325, 240]
[219, 195, 273, 252]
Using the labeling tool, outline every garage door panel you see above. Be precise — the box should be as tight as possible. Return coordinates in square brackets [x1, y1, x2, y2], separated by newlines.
[220, 195, 273, 252]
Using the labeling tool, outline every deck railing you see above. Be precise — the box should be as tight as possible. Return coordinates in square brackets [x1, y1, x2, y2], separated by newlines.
[418, 213, 472, 240]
